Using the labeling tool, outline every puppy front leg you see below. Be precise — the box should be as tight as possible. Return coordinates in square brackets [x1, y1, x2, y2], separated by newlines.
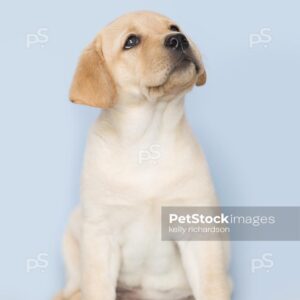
[177, 241, 231, 300]
[81, 222, 120, 300]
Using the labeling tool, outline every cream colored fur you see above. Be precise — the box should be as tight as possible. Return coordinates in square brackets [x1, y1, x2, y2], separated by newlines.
[55, 11, 231, 300]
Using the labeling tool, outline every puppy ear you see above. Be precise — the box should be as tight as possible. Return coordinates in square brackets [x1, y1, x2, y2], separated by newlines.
[189, 40, 207, 87]
[196, 68, 206, 86]
[69, 41, 116, 108]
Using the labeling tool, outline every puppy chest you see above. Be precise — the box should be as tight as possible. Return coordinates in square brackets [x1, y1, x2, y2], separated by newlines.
[120, 211, 168, 271]
[117, 211, 188, 290]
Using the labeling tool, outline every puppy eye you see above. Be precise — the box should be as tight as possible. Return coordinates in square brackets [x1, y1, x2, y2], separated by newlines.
[124, 35, 140, 50]
[169, 25, 180, 32]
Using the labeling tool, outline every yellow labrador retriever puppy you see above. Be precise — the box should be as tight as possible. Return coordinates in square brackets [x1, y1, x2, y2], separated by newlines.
[55, 11, 231, 300]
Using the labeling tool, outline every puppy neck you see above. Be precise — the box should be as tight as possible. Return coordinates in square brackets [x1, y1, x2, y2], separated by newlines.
[100, 95, 188, 142]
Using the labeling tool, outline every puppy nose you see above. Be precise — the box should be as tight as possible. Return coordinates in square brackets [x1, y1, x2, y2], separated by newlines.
[165, 33, 189, 50]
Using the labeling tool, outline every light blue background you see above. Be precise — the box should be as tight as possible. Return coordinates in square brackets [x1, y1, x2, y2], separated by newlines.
[0, 0, 299, 299]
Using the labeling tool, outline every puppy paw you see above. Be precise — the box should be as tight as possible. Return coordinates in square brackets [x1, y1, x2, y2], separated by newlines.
[53, 291, 81, 300]
[53, 292, 64, 300]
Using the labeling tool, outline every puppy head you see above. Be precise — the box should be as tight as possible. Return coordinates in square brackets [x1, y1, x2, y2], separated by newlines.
[70, 11, 206, 108]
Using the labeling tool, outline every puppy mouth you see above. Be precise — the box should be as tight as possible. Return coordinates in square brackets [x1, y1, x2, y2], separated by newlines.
[173, 55, 200, 73]
[148, 55, 200, 90]
[175, 52, 200, 75]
